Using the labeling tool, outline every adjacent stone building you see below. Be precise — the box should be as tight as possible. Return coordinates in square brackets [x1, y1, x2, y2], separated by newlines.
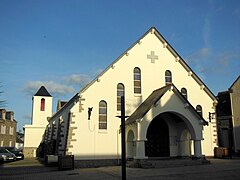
[217, 76, 240, 153]
[16, 132, 24, 150]
[0, 109, 17, 147]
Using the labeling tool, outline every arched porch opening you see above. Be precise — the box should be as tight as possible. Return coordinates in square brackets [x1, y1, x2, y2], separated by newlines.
[145, 116, 169, 157]
[127, 130, 136, 159]
[145, 111, 197, 158]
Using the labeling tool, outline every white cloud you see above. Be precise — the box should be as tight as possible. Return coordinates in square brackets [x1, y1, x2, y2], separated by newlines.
[213, 51, 240, 73]
[22, 73, 93, 97]
[186, 48, 210, 62]
[23, 80, 75, 96]
[64, 74, 90, 86]
[186, 47, 240, 80]
[185, 48, 211, 80]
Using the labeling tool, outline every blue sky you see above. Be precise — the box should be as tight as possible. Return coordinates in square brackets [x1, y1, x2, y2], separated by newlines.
[0, 0, 239, 131]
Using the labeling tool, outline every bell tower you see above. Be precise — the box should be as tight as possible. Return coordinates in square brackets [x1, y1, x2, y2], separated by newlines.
[31, 86, 52, 126]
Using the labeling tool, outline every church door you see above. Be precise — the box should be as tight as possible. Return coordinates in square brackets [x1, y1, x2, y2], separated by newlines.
[145, 116, 170, 157]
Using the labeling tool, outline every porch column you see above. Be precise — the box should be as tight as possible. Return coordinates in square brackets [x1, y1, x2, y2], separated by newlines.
[134, 140, 147, 159]
[194, 139, 202, 158]
[134, 121, 147, 159]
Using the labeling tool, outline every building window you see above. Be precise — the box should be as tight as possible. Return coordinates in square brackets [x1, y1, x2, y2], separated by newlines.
[40, 98, 45, 111]
[9, 126, 14, 135]
[165, 70, 172, 85]
[99, 100, 107, 129]
[134, 67, 141, 94]
[181, 88, 188, 99]
[9, 141, 12, 147]
[1, 140, 3, 147]
[117, 83, 125, 111]
[1, 125, 6, 134]
[196, 105, 203, 116]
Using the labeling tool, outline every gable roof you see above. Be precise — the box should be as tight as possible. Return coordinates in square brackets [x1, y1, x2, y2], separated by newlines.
[79, 27, 216, 102]
[126, 84, 208, 126]
[57, 100, 68, 111]
[49, 93, 79, 121]
[229, 75, 240, 90]
[34, 86, 52, 97]
[126, 85, 171, 124]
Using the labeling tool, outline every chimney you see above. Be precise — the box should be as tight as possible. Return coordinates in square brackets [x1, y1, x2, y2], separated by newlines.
[0, 109, 6, 120]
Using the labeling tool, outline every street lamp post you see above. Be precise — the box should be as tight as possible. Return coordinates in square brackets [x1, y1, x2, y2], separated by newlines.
[116, 96, 129, 180]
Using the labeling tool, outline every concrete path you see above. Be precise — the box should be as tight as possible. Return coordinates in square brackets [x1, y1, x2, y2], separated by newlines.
[1, 158, 240, 179]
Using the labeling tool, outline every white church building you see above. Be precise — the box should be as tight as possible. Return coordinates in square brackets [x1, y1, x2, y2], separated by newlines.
[24, 27, 218, 165]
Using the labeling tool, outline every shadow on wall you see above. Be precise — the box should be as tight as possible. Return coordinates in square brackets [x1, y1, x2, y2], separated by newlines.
[217, 124, 240, 154]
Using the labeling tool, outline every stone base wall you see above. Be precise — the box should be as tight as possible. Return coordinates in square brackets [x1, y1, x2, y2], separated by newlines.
[24, 147, 37, 158]
[74, 159, 120, 168]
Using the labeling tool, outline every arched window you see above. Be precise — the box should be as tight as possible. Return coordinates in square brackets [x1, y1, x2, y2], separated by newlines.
[165, 70, 172, 85]
[40, 98, 45, 111]
[196, 105, 203, 116]
[99, 100, 107, 129]
[134, 67, 141, 94]
[117, 83, 125, 111]
[181, 88, 188, 99]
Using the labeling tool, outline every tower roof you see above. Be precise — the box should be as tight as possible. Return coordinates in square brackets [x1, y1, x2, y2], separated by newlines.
[34, 86, 52, 97]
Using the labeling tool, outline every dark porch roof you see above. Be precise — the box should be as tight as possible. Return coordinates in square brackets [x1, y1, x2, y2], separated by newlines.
[126, 85, 171, 124]
[126, 84, 208, 125]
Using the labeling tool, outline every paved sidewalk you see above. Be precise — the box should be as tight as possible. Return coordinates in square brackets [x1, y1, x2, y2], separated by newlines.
[1, 158, 240, 179]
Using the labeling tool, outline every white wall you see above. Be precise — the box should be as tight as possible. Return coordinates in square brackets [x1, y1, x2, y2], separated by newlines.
[32, 96, 52, 126]
[24, 125, 45, 147]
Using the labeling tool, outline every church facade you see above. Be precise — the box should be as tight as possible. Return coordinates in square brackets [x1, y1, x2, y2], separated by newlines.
[34, 27, 218, 164]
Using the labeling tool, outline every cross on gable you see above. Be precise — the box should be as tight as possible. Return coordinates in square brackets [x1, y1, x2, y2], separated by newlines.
[147, 51, 158, 63]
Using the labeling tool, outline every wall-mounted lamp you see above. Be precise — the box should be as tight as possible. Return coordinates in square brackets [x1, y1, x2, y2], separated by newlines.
[88, 107, 93, 120]
[208, 112, 215, 123]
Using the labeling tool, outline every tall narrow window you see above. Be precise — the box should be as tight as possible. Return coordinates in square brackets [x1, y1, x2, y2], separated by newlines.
[181, 88, 188, 99]
[134, 67, 141, 94]
[0, 125, 5, 134]
[165, 70, 172, 85]
[41, 98, 45, 111]
[99, 100, 107, 129]
[196, 105, 203, 116]
[117, 83, 125, 111]
[9, 126, 13, 135]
